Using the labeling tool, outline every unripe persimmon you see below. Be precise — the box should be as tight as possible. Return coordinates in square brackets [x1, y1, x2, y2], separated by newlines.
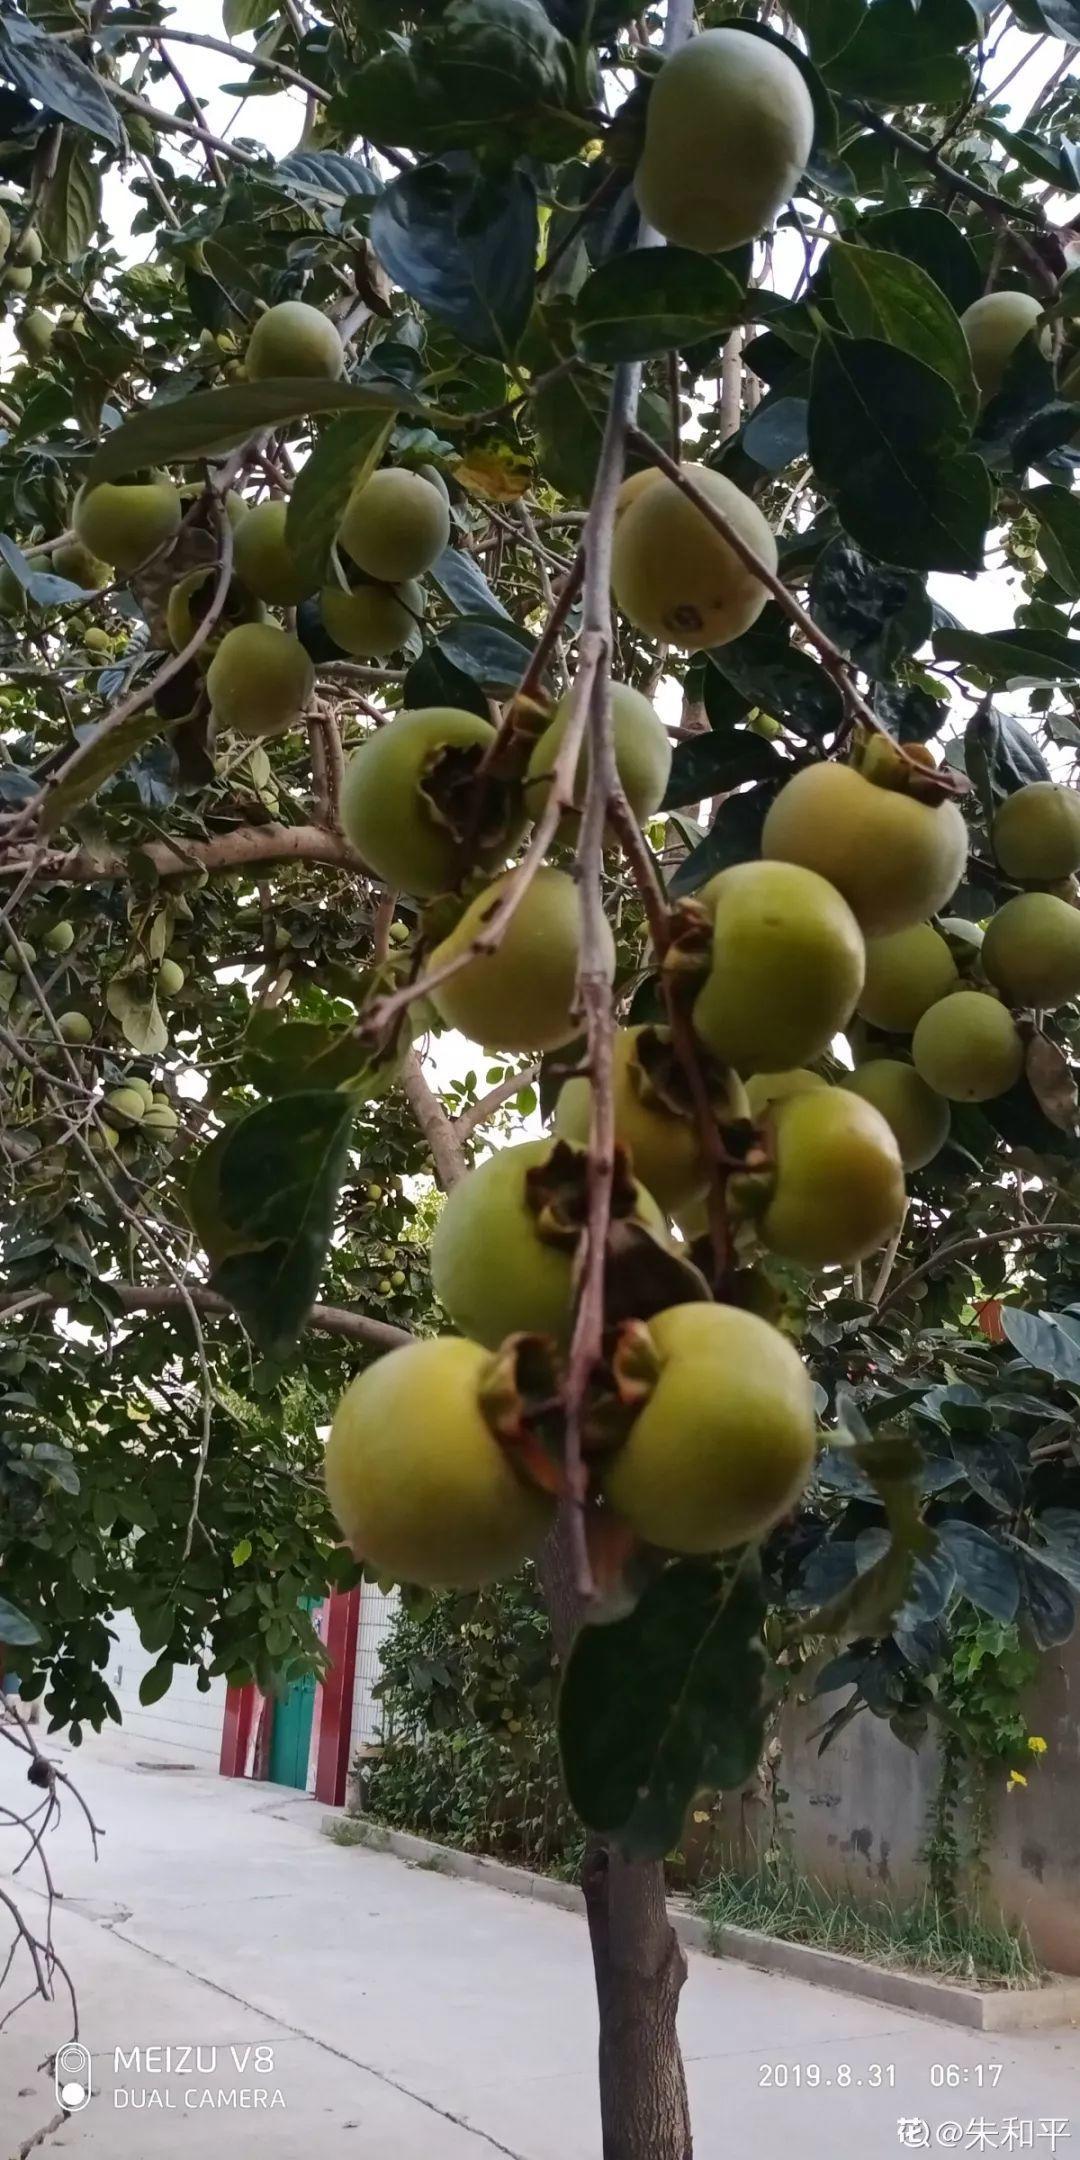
[843, 1058, 950, 1171]
[524, 683, 671, 838]
[245, 300, 343, 382]
[555, 1026, 745, 1215]
[206, 622, 314, 737]
[693, 860, 864, 1073]
[991, 782, 1080, 884]
[746, 1085, 906, 1266]
[321, 578, 423, 657]
[611, 462, 777, 651]
[338, 468, 450, 584]
[430, 868, 608, 1053]
[961, 292, 1048, 402]
[857, 922, 959, 1033]
[911, 989, 1024, 1102]
[982, 891, 1080, 1010]
[340, 708, 525, 897]
[73, 480, 182, 576]
[233, 499, 315, 607]
[634, 29, 815, 254]
[762, 762, 968, 935]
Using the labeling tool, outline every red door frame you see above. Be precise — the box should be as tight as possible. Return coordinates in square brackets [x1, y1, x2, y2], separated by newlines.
[219, 1585, 361, 1806]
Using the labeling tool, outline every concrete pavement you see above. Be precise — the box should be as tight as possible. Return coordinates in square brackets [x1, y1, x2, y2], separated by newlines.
[1, 1736, 1077, 2159]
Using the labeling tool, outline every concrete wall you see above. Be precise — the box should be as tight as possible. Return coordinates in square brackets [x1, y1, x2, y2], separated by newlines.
[777, 1637, 1080, 1976]
[105, 1609, 227, 1768]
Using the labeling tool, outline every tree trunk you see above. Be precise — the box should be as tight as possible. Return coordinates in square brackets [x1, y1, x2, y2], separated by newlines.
[583, 1843, 692, 2159]
[541, 1527, 693, 2160]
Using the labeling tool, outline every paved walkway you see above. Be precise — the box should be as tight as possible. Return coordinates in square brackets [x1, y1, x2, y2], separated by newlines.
[2, 1738, 1077, 2158]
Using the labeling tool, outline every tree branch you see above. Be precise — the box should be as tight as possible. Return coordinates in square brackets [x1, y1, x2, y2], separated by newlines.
[874, 1219, 1080, 1318]
[0, 1281, 411, 1352]
[400, 1051, 467, 1192]
[2, 822, 365, 886]
[453, 1063, 540, 1144]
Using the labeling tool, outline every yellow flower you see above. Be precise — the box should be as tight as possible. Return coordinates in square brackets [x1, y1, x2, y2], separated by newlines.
[1027, 1735, 1048, 1756]
[1007, 1770, 1028, 1791]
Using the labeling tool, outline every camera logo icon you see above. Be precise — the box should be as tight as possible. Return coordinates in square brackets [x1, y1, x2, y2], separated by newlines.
[55, 2042, 91, 2111]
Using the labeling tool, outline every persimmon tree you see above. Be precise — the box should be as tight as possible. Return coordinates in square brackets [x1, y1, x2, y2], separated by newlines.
[2, 3, 1080, 2155]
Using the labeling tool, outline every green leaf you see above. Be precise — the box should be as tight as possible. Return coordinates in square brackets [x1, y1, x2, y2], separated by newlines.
[106, 968, 168, 1057]
[934, 625, 1080, 685]
[138, 1657, 174, 1707]
[190, 1091, 356, 1357]
[828, 242, 976, 415]
[273, 150, 379, 206]
[999, 1306, 1080, 1386]
[962, 702, 1052, 807]
[232, 1537, 253, 1567]
[0, 1595, 42, 1647]
[369, 160, 538, 360]
[558, 1561, 767, 1859]
[573, 248, 743, 365]
[286, 410, 396, 588]
[808, 536, 931, 680]
[788, 0, 864, 69]
[823, 0, 977, 106]
[1025, 485, 1080, 601]
[936, 1521, 1019, 1624]
[37, 134, 101, 264]
[0, 14, 121, 148]
[858, 207, 982, 315]
[223, 0, 278, 29]
[808, 337, 989, 574]
[662, 731, 783, 811]
[39, 708, 173, 836]
[435, 614, 534, 690]
[706, 607, 845, 742]
[86, 381, 417, 485]
[669, 781, 777, 897]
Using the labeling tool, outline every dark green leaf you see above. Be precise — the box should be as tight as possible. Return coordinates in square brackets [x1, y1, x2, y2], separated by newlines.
[1000, 1305, 1080, 1386]
[369, 159, 538, 359]
[286, 410, 396, 588]
[191, 1092, 356, 1358]
[669, 780, 777, 897]
[962, 702, 1052, 807]
[39, 708, 173, 836]
[823, 0, 977, 106]
[1018, 1551, 1077, 1649]
[1008, 0, 1080, 41]
[788, 0, 864, 67]
[809, 536, 931, 680]
[858, 207, 982, 315]
[0, 1595, 42, 1646]
[742, 397, 808, 474]
[558, 1562, 767, 1859]
[435, 614, 534, 690]
[662, 731, 783, 810]
[1025, 485, 1080, 600]
[936, 1521, 1019, 1623]
[0, 13, 121, 148]
[87, 381, 414, 485]
[1035, 1508, 1080, 1593]
[273, 149, 380, 204]
[138, 1657, 174, 1707]
[403, 642, 492, 718]
[873, 683, 946, 742]
[707, 607, 845, 741]
[37, 134, 101, 263]
[828, 242, 976, 414]
[934, 625, 1080, 685]
[573, 248, 743, 365]
[809, 337, 989, 574]
[428, 543, 513, 623]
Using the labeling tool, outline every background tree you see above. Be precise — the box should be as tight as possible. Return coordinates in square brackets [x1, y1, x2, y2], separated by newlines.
[2, 2, 1080, 2156]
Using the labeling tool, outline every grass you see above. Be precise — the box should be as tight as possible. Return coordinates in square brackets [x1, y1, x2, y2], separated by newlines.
[696, 1869, 1043, 1990]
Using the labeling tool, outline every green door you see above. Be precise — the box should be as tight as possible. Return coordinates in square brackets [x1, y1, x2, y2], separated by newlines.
[267, 1600, 320, 1788]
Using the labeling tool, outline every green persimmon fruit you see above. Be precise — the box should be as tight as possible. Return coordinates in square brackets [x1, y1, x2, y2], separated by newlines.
[73, 480, 182, 576]
[524, 682, 672, 838]
[911, 989, 1024, 1102]
[106, 1086, 146, 1126]
[604, 1302, 816, 1552]
[554, 1025, 740, 1216]
[325, 1337, 553, 1588]
[339, 707, 525, 897]
[232, 499, 315, 607]
[16, 308, 53, 359]
[692, 859, 865, 1073]
[52, 540, 110, 589]
[43, 920, 75, 954]
[320, 578, 423, 658]
[744, 1067, 827, 1117]
[750, 1085, 906, 1266]
[961, 292, 1048, 402]
[857, 922, 959, 1033]
[762, 762, 969, 935]
[843, 1058, 950, 1172]
[1, 265, 32, 294]
[157, 957, 185, 996]
[611, 461, 777, 651]
[430, 867, 608, 1053]
[57, 1011, 92, 1044]
[634, 28, 815, 254]
[982, 891, 1080, 1011]
[245, 300, 343, 383]
[991, 782, 1080, 884]
[431, 1135, 664, 1350]
[165, 565, 259, 653]
[142, 1105, 179, 1137]
[338, 468, 451, 584]
[13, 225, 41, 267]
[206, 622, 314, 737]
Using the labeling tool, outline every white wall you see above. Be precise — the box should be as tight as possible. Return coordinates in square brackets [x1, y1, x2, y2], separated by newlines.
[350, 1583, 397, 1752]
[106, 1610, 227, 1768]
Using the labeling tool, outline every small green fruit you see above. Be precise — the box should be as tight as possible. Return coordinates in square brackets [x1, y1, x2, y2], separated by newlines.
[431, 1136, 664, 1349]
[992, 783, 1080, 884]
[16, 308, 53, 359]
[430, 868, 607, 1053]
[157, 957, 185, 996]
[232, 498, 315, 607]
[747, 1085, 906, 1266]
[982, 890, 1080, 1011]
[634, 28, 815, 254]
[378, 1278, 393, 1295]
[744, 1067, 827, 1117]
[325, 1337, 554, 1587]
[83, 626, 111, 654]
[693, 859, 865, 1073]
[611, 462, 777, 651]
[843, 1058, 950, 1171]
[857, 922, 959, 1033]
[961, 291, 1049, 402]
[339, 707, 525, 897]
[604, 1302, 816, 1553]
[43, 920, 75, 954]
[57, 1011, 92, 1044]
[912, 989, 1024, 1102]
[245, 301, 343, 383]
[763, 762, 969, 936]
[524, 682, 672, 838]
[391, 1269, 406, 1288]
[321, 578, 423, 657]
[339, 468, 450, 584]
[106, 1086, 146, 1126]
[74, 480, 182, 576]
[366, 1183, 383, 1202]
[207, 623, 314, 737]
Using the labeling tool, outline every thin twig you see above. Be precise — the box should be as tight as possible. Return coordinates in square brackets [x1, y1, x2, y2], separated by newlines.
[875, 1219, 1080, 1317]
